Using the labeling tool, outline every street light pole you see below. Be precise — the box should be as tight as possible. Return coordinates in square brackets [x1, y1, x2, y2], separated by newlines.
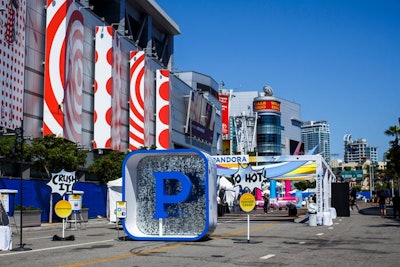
[12, 124, 31, 251]
[190, 118, 192, 148]
[369, 164, 372, 201]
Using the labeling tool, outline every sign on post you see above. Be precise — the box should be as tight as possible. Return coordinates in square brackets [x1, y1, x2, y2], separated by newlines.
[116, 201, 127, 219]
[47, 169, 78, 197]
[239, 193, 256, 243]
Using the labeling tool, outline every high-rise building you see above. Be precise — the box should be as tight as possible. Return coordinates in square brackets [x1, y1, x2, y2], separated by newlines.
[227, 86, 302, 156]
[343, 134, 378, 163]
[301, 121, 331, 162]
[253, 86, 283, 156]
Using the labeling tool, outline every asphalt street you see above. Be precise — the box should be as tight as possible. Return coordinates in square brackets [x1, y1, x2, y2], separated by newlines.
[1, 203, 399, 267]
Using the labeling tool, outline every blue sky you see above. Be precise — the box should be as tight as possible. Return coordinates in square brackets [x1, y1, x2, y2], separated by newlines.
[157, 0, 400, 161]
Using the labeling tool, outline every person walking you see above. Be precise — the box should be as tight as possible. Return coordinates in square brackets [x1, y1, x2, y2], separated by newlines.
[377, 190, 387, 217]
[350, 187, 359, 211]
[392, 191, 400, 219]
[263, 193, 270, 214]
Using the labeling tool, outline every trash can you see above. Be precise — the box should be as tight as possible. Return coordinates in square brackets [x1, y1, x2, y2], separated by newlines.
[307, 202, 317, 226]
[316, 212, 324, 225]
[287, 203, 297, 216]
[323, 211, 333, 226]
[0, 225, 12, 250]
[66, 190, 84, 213]
[309, 212, 317, 226]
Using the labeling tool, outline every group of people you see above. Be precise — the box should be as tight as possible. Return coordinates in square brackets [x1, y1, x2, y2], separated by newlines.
[376, 189, 400, 218]
[350, 187, 400, 218]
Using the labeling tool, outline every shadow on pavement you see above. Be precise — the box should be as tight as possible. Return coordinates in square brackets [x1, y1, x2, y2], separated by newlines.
[358, 206, 380, 216]
[359, 206, 400, 223]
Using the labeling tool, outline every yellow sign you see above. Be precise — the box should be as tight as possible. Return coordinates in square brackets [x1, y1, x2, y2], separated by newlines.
[116, 201, 127, 218]
[54, 200, 72, 218]
[239, 193, 256, 212]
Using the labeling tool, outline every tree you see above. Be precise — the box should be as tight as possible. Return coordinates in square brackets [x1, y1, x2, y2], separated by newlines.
[384, 125, 400, 146]
[384, 124, 400, 191]
[25, 134, 88, 177]
[293, 180, 316, 191]
[0, 136, 21, 162]
[88, 150, 126, 184]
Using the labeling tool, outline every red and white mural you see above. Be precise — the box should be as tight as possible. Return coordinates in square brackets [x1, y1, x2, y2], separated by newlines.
[0, 0, 26, 130]
[63, 4, 84, 143]
[43, 0, 84, 143]
[129, 50, 145, 150]
[93, 26, 113, 149]
[155, 69, 170, 149]
[110, 31, 124, 150]
[143, 57, 154, 147]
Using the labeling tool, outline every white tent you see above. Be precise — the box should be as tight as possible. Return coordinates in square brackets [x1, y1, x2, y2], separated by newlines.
[107, 178, 122, 223]
[218, 176, 240, 210]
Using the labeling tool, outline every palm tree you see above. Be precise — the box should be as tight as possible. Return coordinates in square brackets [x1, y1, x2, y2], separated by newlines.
[384, 125, 400, 146]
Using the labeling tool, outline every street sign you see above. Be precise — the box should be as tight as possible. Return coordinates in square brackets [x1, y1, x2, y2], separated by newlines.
[239, 193, 256, 212]
[54, 200, 72, 219]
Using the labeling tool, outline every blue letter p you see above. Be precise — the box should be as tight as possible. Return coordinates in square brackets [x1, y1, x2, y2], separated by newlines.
[153, 171, 192, 218]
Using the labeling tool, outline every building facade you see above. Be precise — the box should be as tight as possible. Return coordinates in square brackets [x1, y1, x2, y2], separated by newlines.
[0, 0, 222, 179]
[226, 86, 302, 156]
[343, 134, 378, 164]
[301, 120, 331, 162]
[253, 86, 283, 156]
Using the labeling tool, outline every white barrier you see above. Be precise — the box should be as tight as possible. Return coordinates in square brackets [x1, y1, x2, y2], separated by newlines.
[0, 226, 12, 251]
[323, 211, 333, 226]
[309, 213, 317, 226]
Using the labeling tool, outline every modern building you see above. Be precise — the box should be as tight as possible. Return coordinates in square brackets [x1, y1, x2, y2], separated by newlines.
[343, 134, 378, 164]
[225, 86, 302, 156]
[253, 86, 283, 156]
[301, 120, 331, 162]
[0, 0, 222, 179]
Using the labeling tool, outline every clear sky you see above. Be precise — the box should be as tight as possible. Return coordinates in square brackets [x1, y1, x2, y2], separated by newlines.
[157, 0, 400, 161]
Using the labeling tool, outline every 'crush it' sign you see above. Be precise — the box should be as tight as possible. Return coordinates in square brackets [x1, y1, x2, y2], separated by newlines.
[47, 169, 78, 197]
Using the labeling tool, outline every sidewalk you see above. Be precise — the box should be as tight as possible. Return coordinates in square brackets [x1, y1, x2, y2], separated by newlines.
[9, 216, 112, 235]
[2, 203, 400, 266]
[9, 202, 399, 233]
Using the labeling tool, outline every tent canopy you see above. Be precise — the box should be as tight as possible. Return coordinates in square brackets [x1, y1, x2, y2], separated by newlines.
[107, 178, 122, 223]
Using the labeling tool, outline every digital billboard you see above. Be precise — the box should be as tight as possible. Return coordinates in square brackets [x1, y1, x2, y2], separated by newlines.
[253, 100, 281, 112]
[185, 91, 215, 144]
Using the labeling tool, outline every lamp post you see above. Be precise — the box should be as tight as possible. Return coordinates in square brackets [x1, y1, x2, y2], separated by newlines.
[369, 163, 374, 202]
[12, 124, 31, 251]
[190, 117, 193, 148]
